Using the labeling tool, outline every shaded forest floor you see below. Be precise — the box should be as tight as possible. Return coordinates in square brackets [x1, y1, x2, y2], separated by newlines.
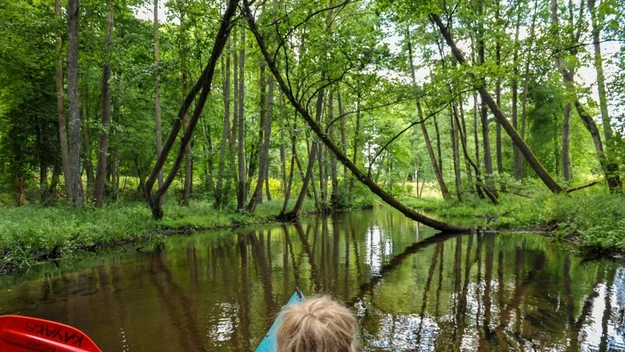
[401, 189, 625, 257]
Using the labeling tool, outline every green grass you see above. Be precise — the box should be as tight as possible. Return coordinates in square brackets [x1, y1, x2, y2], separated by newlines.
[401, 190, 625, 252]
[0, 198, 321, 273]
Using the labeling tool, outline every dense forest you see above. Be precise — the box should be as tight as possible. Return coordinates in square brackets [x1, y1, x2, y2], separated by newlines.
[1, 0, 625, 266]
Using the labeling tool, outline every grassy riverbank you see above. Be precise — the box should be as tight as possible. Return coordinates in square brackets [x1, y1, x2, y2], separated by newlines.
[402, 189, 625, 254]
[0, 199, 319, 273]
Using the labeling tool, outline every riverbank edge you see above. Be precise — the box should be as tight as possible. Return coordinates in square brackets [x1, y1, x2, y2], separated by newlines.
[401, 192, 625, 260]
[0, 200, 369, 276]
[4, 192, 624, 275]
[0, 215, 301, 276]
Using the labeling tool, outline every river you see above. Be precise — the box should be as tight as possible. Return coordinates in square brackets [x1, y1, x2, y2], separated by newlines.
[1, 208, 624, 351]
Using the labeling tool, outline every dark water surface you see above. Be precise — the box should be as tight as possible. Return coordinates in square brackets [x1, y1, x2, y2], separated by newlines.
[1, 208, 624, 351]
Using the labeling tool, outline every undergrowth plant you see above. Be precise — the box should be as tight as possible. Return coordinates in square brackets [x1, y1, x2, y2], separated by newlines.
[401, 189, 625, 252]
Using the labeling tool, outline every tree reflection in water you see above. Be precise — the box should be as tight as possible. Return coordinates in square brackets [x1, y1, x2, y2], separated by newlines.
[0, 207, 623, 351]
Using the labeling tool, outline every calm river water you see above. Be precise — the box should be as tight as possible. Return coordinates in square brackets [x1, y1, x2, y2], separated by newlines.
[1, 208, 624, 351]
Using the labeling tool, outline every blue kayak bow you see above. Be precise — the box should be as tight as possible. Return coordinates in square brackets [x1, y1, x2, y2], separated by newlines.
[255, 288, 305, 352]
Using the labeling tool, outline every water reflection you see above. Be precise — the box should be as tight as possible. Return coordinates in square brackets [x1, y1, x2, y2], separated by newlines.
[0, 208, 624, 351]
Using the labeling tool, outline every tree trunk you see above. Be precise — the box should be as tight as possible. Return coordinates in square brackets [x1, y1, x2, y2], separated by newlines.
[279, 93, 287, 193]
[237, 29, 247, 211]
[248, 57, 273, 212]
[348, 99, 361, 197]
[454, 100, 498, 204]
[248, 60, 265, 208]
[16, 177, 26, 207]
[518, 1, 538, 181]
[588, 0, 621, 192]
[154, 0, 164, 205]
[285, 89, 323, 219]
[215, 40, 231, 209]
[204, 117, 214, 197]
[318, 97, 327, 210]
[476, 3, 494, 184]
[281, 116, 297, 214]
[56, 0, 72, 201]
[432, 14, 564, 193]
[94, 0, 114, 208]
[451, 105, 463, 201]
[67, 0, 83, 205]
[407, 31, 450, 199]
[520, 57, 530, 180]
[182, 61, 192, 205]
[459, 94, 476, 194]
[433, 115, 443, 173]
[495, 2, 504, 178]
[551, 0, 621, 192]
[265, 173, 271, 200]
[338, 91, 348, 195]
[473, 93, 481, 172]
[480, 86, 493, 181]
[81, 87, 94, 195]
[244, 4, 467, 232]
[230, 31, 239, 193]
[111, 140, 120, 200]
[495, 68, 503, 177]
[512, 5, 522, 180]
[588, 0, 613, 144]
[329, 91, 340, 208]
[419, 104, 451, 200]
[562, 103, 572, 181]
[145, 0, 239, 218]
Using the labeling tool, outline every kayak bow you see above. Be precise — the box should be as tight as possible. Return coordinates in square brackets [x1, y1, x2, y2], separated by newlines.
[1, 289, 305, 352]
[255, 288, 305, 352]
[0, 315, 102, 352]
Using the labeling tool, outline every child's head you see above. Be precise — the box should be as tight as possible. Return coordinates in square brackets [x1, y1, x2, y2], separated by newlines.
[276, 295, 358, 352]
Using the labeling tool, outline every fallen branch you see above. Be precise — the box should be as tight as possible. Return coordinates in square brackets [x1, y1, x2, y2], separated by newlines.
[565, 180, 601, 193]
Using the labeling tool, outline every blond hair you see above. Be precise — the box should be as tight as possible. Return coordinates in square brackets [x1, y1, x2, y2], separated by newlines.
[276, 296, 358, 352]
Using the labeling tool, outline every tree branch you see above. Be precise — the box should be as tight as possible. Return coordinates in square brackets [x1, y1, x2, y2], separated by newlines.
[242, 0, 468, 232]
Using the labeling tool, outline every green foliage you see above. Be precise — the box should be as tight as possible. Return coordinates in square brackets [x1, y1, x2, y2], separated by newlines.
[402, 188, 625, 252]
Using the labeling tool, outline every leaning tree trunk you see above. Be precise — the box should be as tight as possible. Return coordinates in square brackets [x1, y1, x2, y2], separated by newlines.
[283, 88, 323, 220]
[432, 14, 564, 194]
[551, 0, 621, 193]
[94, 0, 114, 208]
[244, 2, 467, 232]
[419, 104, 451, 200]
[56, 0, 72, 201]
[458, 93, 476, 194]
[407, 31, 451, 199]
[145, 0, 239, 219]
[67, 0, 83, 205]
